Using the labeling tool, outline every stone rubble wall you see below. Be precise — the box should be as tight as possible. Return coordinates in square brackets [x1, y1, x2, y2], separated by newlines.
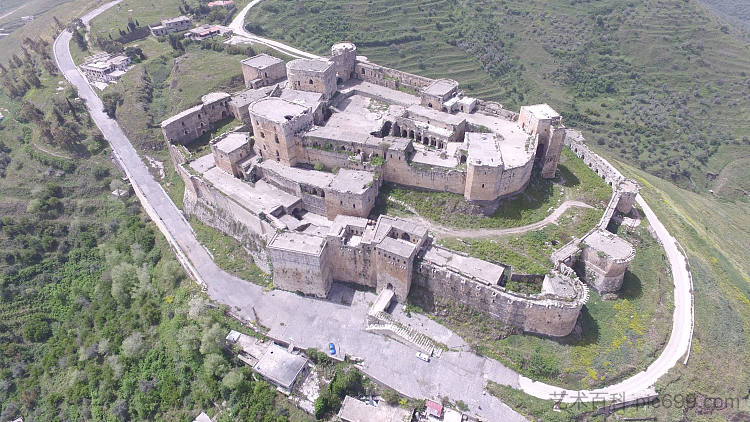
[475, 100, 519, 120]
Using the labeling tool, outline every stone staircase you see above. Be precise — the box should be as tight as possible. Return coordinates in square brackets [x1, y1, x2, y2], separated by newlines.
[366, 311, 443, 358]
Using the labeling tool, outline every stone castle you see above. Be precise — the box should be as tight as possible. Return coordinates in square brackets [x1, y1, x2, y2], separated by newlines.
[164, 43, 638, 338]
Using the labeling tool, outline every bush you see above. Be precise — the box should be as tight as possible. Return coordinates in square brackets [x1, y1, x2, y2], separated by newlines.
[102, 92, 123, 118]
[23, 315, 51, 342]
[314, 162, 324, 171]
[370, 155, 385, 166]
[382, 388, 400, 405]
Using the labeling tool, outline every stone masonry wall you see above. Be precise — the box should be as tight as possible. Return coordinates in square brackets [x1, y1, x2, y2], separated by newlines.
[182, 175, 273, 273]
[413, 261, 583, 337]
[270, 245, 332, 297]
[383, 159, 466, 195]
[170, 145, 274, 272]
[353, 60, 434, 93]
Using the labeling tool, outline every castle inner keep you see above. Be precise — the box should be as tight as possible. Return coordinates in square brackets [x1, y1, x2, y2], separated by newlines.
[164, 42, 638, 337]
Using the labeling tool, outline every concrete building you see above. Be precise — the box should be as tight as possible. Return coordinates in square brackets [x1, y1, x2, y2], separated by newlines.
[248, 96, 313, 164]
[149, 15, 191, 36]
[241, 53, 286, 88]
[420, 78, 459, 110]
[184, 24, 231, 41]
[79, 53, 131, 83]
[519, 104, 565, 178]
[330, 42, 357, 83]
[227, 331, 309, 395]
[338, 396, 413, 422]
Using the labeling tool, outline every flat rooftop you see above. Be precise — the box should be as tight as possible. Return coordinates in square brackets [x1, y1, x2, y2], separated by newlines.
[279, 89, 324, 109]
[201, 91, 230, 104]
[338, 79, 421, 107]
[269, 232, 326, 256]
[406, 104, 465, 127]
[422, 78, 458, 97]
[249, 97, 309, 123]
[163, 15, 190, 24]
[230, 86, 274, 108]
[338, 396, 413, 422]
[584, 229, 635, 260]
[328, 215, 372, 240]
[466, 132, 502, 167]
[541, 272, 578, 299]
[329, 169, 375, 194]
[161, 104, 202, 127]
[423, 246, 505, 285]
[411, 145, 458, 168]
[203, 166, 300, 214]
[213, 132, 249, 154]
[373, 215, 427, 243]
[287, 58, 333, 73]
[260, 159, 334, 189]
[522, 103, 560, 120]
[241, 53, 283, 69]
[377, 236, 418, 258]
[460, 112, 533, 169]
[253, 343, 308, 390]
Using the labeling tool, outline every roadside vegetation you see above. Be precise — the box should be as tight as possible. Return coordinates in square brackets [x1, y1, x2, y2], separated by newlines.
[377, 147, 611, 230]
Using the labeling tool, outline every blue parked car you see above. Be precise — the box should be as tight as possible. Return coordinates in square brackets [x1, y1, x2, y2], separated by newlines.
[328, 342, 336, 355]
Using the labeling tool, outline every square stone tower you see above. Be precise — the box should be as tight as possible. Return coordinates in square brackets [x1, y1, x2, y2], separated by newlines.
[286, 58, 337, 99]
[519, 104, 565, 178]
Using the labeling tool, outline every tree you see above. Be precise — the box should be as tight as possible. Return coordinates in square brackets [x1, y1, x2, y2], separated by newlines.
[102, 91, 123, 118]
[111, 261, 138, 306]
[24, 315, 51, 342]
[72, 27, 88, 51]
[120, 331, 144, 358]
[21, 66, 41, 88]
[199, 322, 225, 355]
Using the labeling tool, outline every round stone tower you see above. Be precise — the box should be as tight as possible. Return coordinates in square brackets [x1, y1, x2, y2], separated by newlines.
[578, 229, 635, 294]
[330, 42, 357, 83]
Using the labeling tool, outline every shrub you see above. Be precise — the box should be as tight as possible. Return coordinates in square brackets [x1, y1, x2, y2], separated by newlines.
[370, 155, 385, 166]
[24, 315, 51, 342]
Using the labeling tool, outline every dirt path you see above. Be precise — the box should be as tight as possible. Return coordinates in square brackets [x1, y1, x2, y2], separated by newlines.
[389, 197, 594, 239]
[32, 142, 71, 159]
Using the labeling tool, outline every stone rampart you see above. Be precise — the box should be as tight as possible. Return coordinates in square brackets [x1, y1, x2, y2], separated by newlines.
[353, 59, 434, 93]
[565, 129, 624, 187]
[413, 259, 585, 337]
[383, 159, 466, 195]
[171, 144, 275, 273]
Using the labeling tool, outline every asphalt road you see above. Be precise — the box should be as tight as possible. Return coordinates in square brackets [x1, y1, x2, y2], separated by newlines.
[53, 0, 695, 417]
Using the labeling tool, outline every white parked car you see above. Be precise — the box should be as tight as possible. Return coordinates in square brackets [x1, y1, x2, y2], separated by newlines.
[416, 352, 430, 362]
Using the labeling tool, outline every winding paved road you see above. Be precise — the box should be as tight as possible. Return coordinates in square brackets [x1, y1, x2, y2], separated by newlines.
[54, 0, 694, 418]
[227, 0, 321, 59]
